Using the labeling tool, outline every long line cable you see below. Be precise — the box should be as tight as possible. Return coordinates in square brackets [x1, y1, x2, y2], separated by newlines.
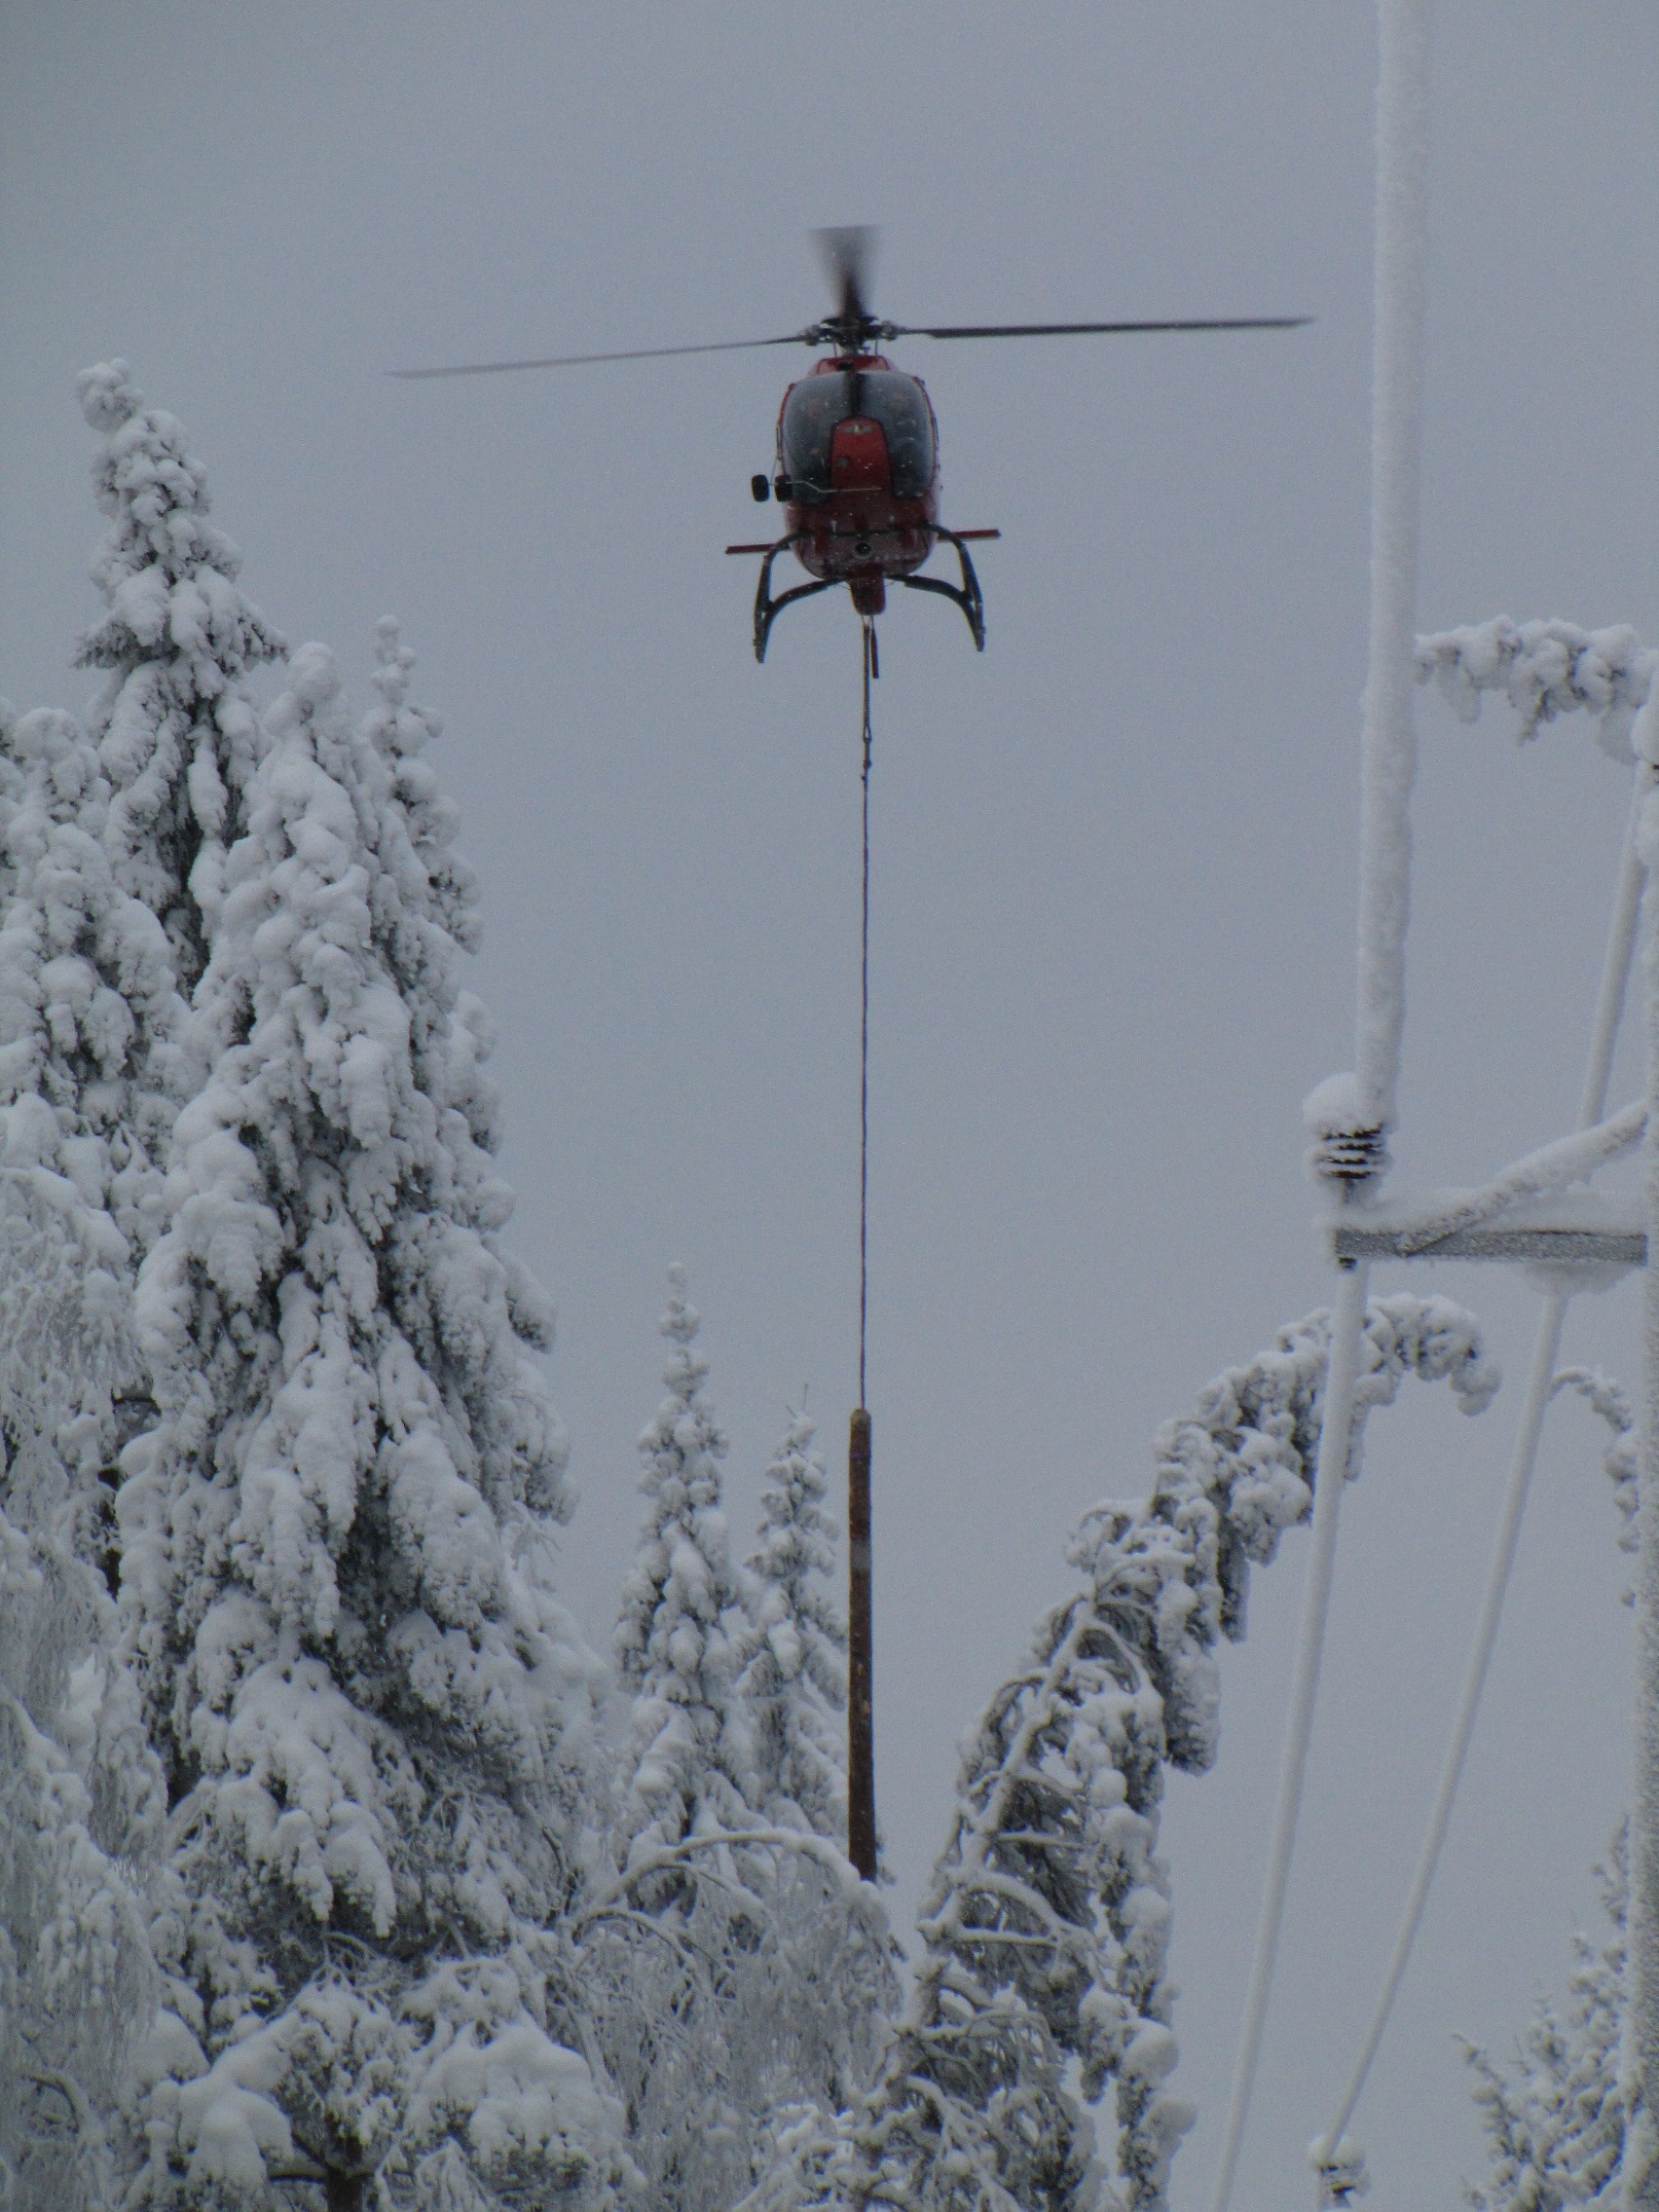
[846, 618, 880, 1885]
[860, 617, 875, 1404]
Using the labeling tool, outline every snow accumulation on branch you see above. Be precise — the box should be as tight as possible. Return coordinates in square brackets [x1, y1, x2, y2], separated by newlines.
[1553, 1367, 1641, 1562]
[751, 1297, 1495, 2212]
[1465, 1832, 1628, 2212]
[1416, 617, 1657, 759]
[0, 697, 187, 1509]
[0, 1493, 163, 2212]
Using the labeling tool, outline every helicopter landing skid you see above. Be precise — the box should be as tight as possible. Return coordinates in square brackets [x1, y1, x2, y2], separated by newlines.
[748, 537, 834, 663]
[731, 526, 999, 661]
[897, 528, 993, 651]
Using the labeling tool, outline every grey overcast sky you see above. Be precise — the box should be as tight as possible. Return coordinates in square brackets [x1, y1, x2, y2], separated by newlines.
[4, 5, 1658, 2205]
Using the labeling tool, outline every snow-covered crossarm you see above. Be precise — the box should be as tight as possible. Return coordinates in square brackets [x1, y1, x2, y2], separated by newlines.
[753, 1299, 1495, 2212]
[1333, 1215, 1645, 1267]
[1416, 616, 1657, 758]
[1325, 1101, 1646, 1268]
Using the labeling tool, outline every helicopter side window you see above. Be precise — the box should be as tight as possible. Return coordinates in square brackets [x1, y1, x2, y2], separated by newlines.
[780, 375, 851, 498]
[861, 373, 936, 498]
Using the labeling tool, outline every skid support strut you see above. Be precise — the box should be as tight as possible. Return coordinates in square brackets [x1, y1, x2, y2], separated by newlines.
[751, 537, 832, 663]
[899, 527, 988, 650]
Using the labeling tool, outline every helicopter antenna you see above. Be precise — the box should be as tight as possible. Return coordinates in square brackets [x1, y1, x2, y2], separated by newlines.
[847, 615, 879, 1886]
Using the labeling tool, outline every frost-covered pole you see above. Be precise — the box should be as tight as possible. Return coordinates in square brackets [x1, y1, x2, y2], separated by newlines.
[1628, 732, 1659, 2212]
[1353, 0, 1431, 1149]
[1213, 7, 1431, 2208]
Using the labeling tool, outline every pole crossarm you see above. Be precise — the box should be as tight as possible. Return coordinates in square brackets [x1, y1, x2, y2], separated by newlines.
[1323, 1098, 1646, 1266]
[1331, 1218, 1644, 1267]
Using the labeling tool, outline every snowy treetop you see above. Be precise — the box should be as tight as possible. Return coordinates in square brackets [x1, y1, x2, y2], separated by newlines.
[73, 362, 283, 690]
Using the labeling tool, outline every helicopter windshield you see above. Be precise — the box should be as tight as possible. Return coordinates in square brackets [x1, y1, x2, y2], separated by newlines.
[781, 369, 936, 498]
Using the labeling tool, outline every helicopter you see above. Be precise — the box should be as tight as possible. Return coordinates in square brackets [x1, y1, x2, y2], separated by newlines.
[393, 229, 1308, 661]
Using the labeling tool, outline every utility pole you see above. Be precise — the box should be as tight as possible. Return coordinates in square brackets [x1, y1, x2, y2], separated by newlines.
[848, 1407, 876, 1879]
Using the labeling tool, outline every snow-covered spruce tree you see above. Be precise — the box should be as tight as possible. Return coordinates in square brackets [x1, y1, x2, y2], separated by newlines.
[611, 1268, 755, 1867]
[117, 645, 623, 2212]
[740, 1406, 848, 1842]
[583, 1284, 890, 2212]
[758, 1293, 1497, 2212]
[1450, 1371, 1641, 2212]
[0, 702, 185, 1557]
[587, 1271, 764, 2211]
[73, 360, 283, 1012]
[0, 1479, 163, 2212]
[1464, 1829, 1627, 2212]
[358, 617, 480, 977]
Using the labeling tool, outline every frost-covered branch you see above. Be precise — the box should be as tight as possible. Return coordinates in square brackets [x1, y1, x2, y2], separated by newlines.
[0, 1503, 161, 2212]
[761, 1297, 1496, 2212]
[575, 1825, 857, 1926]
[1417, 617, 1656, 758]
[1464, 1829, 1627, 2212]
[1553, 1367, 1640, 1558]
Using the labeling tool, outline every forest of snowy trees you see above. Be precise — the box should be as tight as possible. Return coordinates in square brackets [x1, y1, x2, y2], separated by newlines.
[0, 362, 1639, 2212]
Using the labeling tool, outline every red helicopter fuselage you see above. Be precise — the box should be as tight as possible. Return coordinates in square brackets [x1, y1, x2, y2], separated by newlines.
[774, 355, 938, 614]
[729, 350, 997, 659]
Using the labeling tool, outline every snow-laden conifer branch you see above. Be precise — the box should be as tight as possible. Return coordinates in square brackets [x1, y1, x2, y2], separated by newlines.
[757, 1296, 1496, 2212]
[1553, 1367, 1640, 1559]
[1417, 617, 1656, 759]
[0, 1497, 162, 2212]
[1464, 1828, 1628, 2212]
[0, 701, 185, 1516]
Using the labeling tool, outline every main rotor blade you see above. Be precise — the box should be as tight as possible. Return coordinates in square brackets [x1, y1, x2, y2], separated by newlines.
[814, 225, 878, 326]
[892, 315, 1311, 341]
[388, 333, 810, 379]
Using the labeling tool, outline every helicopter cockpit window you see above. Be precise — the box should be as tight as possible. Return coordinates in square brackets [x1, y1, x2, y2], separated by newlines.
[781, 371, 936, 498]
[863, 373, 935, 497]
